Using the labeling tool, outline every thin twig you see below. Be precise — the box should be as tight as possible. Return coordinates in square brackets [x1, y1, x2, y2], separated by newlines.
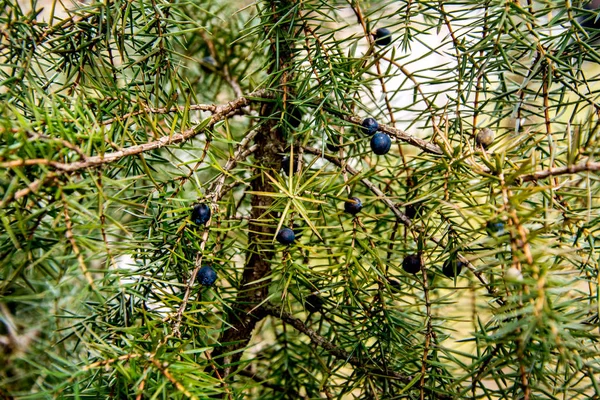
[378, 55, 446, 145]
[61, 193, 96, 289]
[2, 92, 265, 173]
[439, 2, 465, 136]
[261, 304, 409, 380]
[419, 263, 434, 400]
[340, 115, 444, 155]
[135, 367, 149, 400]
[172, 138, 260, 337]
[520, 161, 600, 181]
[83, 353, 143, 371]
[100, 103, 217, 126]
[472, 3, 489, 138]
[347, 0, 408, 171]
[148, 358, 198, 400]
[204, 350, 234, 400]
[0, 91, 270, 207]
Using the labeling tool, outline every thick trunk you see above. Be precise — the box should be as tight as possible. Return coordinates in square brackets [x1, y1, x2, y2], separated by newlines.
[210, 105, 284, 377]
[210, 0, 294, 379]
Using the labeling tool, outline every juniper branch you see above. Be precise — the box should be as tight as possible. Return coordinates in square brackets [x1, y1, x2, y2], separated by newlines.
[303, 146, 506, 306]
[261, 303, 453, 400]
[0, 91, 269, 207]
[172, 135, 260, 336]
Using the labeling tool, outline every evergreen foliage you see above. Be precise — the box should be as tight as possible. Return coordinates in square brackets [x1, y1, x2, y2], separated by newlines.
[2, 0, 600, 398]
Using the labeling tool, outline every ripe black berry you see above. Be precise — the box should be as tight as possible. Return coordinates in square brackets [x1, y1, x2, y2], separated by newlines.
[281, 156, 299, 175]
[371, 132, 392, 155]
[305, 294, 324, 313]
[344, 197, 363, 215]
[581, 1, 600, 31]
[402, 253, 423, 274]
[486, 220, 505, 236]
[326, 138, 340, 152]
[287, 105, 303, 128]
[361, 118, 379, 135]
[405, 202, 424, 219]
[388, 278, 401, 293]
[476, 128, 495, 149]
[276, 227, 295, 245]
[197, 265, 217, 286]
[373, 27, 392, 46]
[442, 258, 465, 278]
[191, 203, 211, 225]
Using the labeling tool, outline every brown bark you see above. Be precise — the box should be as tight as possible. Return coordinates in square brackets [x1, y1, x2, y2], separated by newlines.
[209, 103, 284, 377]
[209, 0, 294, 379]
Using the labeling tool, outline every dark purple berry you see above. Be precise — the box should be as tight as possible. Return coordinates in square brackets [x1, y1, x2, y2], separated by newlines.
[287, 105, 303, 128]
[276, 227, 295, 245]
[361, 118, 379, 135]
[405, 202, 424, 219]
[305, 294, 324, 313]
[327, 139, 340, 152]
[442, 258, 465, 278]
[402, 253, 423, 274]
[200, 56, 217, 73]
[344, 197, 363, 215]
[374, 28, 392, 46]
[281, 156, 299, 175]
[388, 279, 401, 293]
[371, 132, 392, 155]
[581, 1, 600, 31]
[202, 56, 216, 66]
[197, 265, 217, 286]
[191, 203, 211, 225]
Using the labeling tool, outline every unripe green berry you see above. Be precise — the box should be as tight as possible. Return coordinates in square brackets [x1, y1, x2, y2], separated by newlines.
[476, 128, 495, 149]
[505, 267, 523, 282]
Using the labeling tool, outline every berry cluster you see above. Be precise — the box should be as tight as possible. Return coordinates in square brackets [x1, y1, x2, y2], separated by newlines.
[190, 204, 219, 286]
[188, 63, 503, 297]
[275, 112, 391, 248]
[360, 117, 392, 155]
